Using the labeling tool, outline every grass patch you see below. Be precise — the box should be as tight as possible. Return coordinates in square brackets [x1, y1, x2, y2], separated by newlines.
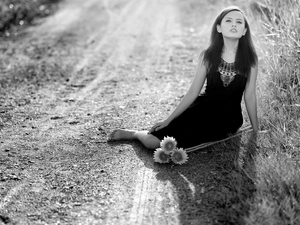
[0, 0, 61, 37]
[245, 153, 300, 224]
[243, 0, 300, 224]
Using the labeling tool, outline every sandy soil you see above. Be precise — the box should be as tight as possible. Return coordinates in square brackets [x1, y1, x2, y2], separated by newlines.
[0, 0, 259, 224]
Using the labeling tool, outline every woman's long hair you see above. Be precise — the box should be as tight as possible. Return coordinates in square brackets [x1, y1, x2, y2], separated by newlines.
[201, 6, 257, 77]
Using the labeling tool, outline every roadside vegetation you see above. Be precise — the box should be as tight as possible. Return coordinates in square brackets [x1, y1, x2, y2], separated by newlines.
[244, 0, 300, 224]
[0, 0, 61, 37]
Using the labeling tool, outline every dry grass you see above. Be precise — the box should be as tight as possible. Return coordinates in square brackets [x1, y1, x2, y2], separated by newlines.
[241, 0, 300, 224]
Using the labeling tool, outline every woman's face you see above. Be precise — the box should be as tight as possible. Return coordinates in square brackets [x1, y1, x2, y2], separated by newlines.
[217, 10, 247, 39]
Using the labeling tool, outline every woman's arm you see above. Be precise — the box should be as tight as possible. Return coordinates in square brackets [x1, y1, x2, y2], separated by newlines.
[149, 56, 207, 133]
[165, 57, 207, 123]
[244, 64, 259, 132]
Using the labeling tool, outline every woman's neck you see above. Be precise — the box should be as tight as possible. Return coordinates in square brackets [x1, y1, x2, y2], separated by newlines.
[223, 38, 239, 53]
[222, 38, 239, 62]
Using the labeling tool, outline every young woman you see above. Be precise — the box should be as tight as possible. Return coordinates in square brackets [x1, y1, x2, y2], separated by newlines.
[108, 6, 259, 150]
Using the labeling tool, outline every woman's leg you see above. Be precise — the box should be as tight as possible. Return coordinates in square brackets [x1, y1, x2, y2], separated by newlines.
[108, 129, 160, 150]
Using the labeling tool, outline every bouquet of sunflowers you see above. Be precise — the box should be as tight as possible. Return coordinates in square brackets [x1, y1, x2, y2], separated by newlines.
[153, 136, 188, 165]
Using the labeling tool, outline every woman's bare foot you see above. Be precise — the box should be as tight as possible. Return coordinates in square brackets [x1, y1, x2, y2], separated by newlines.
[107, 129, 136, 142]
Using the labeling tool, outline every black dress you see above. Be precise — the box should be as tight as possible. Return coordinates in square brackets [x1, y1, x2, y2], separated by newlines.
[151, 59, 248, 149]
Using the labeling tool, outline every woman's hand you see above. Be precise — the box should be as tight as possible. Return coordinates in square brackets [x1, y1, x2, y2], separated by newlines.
[148, 120, 170, 134]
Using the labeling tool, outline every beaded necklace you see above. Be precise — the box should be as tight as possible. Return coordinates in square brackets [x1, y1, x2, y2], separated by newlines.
[218, 58, 237, 87]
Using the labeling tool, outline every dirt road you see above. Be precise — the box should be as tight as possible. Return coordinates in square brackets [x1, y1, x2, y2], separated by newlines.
[0, 0, 256, 224]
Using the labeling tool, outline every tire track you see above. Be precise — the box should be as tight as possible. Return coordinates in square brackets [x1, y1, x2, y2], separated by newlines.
[71, 0, 149, 101]
[1, 0, 180, 222]
[129, 168, 180, 225]
[0, 0, 111, 216]
[0, 182, 27, 211]
[103, 0, 184, 224]
[0, 0, 219, 223]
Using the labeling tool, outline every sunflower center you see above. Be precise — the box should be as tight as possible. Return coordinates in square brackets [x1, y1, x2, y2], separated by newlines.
[159, 152, 169, 161]
[165, 142, 174, 151]
[173, 152, 183, 161]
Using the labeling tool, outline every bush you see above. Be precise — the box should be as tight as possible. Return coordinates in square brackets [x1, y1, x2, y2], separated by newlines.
[0, 0, 61, 36]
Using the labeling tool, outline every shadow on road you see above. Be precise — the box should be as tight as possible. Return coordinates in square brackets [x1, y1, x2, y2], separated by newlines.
[132, 134, 258, 225]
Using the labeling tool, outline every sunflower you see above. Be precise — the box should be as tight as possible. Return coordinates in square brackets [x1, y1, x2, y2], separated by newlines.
[160, 136, 177, 153]
[171, 148, 189, 165]
[153, 148, 170, 163]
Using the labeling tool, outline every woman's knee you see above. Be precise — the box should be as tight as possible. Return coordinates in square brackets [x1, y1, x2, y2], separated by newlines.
[135, 131, 160, 149]
[143, 135, 160, 149]
[145, 139, 160, 149]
